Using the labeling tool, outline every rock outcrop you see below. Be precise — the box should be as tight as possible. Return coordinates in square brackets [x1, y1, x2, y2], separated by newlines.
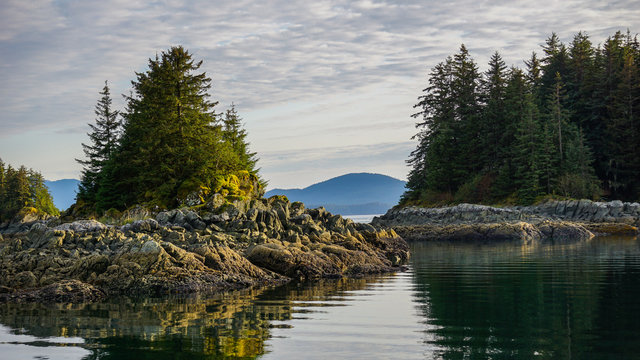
[0, 196, 408, 302]
[372, 200, 639, 243]
[373, 200, 640, 227]
[393, 221, 595, 244]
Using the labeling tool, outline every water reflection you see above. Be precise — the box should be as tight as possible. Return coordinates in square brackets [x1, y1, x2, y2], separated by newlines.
[411, 237, 640, 359]
[1, 237, 639, 359]
[0, 275, 414, 359]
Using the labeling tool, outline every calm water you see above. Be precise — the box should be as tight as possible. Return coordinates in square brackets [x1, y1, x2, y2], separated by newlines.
[1, 236, 639, 359]
[342, 214, 381, 223]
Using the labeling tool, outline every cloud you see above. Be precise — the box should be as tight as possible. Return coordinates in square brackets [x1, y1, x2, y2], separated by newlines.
[0, 0, 638, 185]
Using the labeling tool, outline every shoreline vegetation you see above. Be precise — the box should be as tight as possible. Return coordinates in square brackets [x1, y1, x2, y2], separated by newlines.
[404, 30, 640, 207]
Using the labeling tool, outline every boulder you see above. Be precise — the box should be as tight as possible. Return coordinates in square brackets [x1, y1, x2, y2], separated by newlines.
[55, 220, 107, 233]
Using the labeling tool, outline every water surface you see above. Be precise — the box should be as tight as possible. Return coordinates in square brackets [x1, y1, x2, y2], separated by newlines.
[1, 236, 639, 359]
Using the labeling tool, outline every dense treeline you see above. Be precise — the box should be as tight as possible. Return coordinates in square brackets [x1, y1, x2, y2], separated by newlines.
[404, 30, 640, 205]
[76, 46, 260, 213]
[0, 158, 58, 221]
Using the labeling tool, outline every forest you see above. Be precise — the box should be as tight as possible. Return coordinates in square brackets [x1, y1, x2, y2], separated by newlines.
[75, 46, 260, 214]
[0, 159, 58, 222]
[404, 30, 640, 206]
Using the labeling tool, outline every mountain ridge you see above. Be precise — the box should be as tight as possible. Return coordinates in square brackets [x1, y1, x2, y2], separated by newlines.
[265, 173, 406, 215]
[44, 179, 80, 211]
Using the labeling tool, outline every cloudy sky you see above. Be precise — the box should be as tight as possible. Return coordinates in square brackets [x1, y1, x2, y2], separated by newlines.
[0, 0, 637, 189]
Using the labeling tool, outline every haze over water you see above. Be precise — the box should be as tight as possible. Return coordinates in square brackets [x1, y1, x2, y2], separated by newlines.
[1, 236, 639, 359]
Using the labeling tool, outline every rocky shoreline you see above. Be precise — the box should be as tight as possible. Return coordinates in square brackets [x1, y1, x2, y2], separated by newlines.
[0, 196, 409, 303]
[372, 200, 640, 243]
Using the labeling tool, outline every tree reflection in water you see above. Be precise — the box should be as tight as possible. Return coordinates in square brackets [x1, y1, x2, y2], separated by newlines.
[0, 276, 387, 359]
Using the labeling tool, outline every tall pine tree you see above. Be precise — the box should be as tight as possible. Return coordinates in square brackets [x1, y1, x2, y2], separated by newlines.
[76, 81, 121, 204]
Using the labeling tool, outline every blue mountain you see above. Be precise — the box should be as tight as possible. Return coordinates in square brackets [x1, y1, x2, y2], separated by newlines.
[265, 173, 406, 215]
[45, 179, 80, 211]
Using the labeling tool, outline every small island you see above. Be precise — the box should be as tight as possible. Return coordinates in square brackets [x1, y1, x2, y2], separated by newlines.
[0, 47, 408, 303]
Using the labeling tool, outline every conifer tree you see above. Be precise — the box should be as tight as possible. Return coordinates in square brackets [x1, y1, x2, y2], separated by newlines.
[513, 94, 543, 204]
[451, 45, 482, 175]
[480, 52, 507, 169]
[605, 39, 640, 198]
[0, 160, 58, 220]
[76, 81, 120, 203]
[95, 46, 250, 210]
[222, 104, 258, 174]
[28, 170, 58, 215]
[525, 52, 543, 91]
[545, 72, 571, 168]
[406, 58, 456, 199]
[404, 30, 636, 205]
[490, 68, 527, 199]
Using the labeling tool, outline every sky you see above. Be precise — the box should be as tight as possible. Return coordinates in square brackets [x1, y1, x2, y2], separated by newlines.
[0, 0, 637, 189]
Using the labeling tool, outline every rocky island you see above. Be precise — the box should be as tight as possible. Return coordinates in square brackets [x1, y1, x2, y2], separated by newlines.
[0, 195, 408, 303]
[373, 199, 640, 243]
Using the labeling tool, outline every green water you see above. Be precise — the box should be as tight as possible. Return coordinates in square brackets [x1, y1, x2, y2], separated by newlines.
[1, 236, 639, 359]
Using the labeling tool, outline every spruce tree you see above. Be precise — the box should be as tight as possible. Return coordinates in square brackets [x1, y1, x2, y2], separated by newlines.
[28, 170, 58, 215]
[451, 45, 482, 176]
[513, 93, 543, 204]
[407, 58, 457, 199]
[490, 68, 527, 200]
[76, 81, 120, 204]
[222, 104, 258, 174]
[545, 72, 571, 169]
[404, 30, 638, 205]
[96, 46, 248, 210]
[605, 39, 640, 198]
[480, 52, 507, 170]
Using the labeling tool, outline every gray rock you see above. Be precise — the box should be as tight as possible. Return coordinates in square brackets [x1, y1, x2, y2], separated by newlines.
[55, 220, 107, 233]
[138, 240, 163, 254]
[127, 219, 160, 233]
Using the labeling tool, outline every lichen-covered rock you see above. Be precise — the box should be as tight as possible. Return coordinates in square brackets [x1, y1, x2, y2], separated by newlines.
[580, 222, 638, 236]
[374, 200, 640, 235]
[0, 280, 105, 303]
[55, 220, 107, 233]
[0, 195, 409, 302]
[393, 221, 593, 244]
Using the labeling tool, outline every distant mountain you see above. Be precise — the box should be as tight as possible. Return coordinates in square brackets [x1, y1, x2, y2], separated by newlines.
[265, 173, 406, 215]
[45, 179, 80, 211]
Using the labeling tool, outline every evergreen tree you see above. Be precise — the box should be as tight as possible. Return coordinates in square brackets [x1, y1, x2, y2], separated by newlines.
[525, 52, 543, 91]
[513, 93, 543, 204]
[541, 33, 570, 101]
[0, 162, 58, 221]
[406, 58, 456, 199]
[480, 52, 508, 170]
[404, 30, 636, 205]
[605, 39, 640, 198]
[222, 104, 259, 174]
[76, 81, 121, 204]
[545, 72, 571, 168]
[558, 127, 600, 199]
[95, 46, 251, 211]
[567, 32, 597, 130]
[490, 68, 527, 200]
[451, 45, 482, 176]
[28, 170, 58, 215]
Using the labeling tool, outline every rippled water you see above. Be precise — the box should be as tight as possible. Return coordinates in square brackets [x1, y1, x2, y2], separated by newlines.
[1, 236, 639, 359]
